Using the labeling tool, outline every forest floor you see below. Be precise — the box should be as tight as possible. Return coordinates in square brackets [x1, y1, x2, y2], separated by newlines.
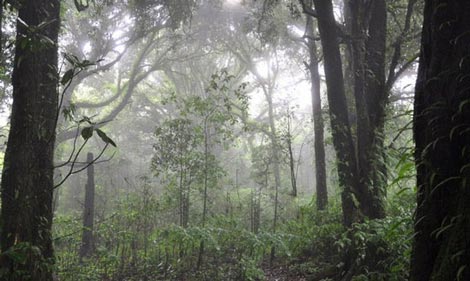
[262, 262, 307, 281]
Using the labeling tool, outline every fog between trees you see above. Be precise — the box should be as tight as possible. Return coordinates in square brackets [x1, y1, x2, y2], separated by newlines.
[0, 0, 468, 280]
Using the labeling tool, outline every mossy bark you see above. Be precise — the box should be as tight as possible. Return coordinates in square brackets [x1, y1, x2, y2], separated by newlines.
[0, 1, 60, 280]
[411, 1, 470, 280]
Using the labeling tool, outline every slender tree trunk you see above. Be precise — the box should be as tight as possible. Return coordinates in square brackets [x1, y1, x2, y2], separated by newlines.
[178, 161, 186, 228]
[254, 187, 261, 234]
[286, 112, 297, 197]
[0, 1, 60, 280]
[305, 14, 328, 210]
[80, 152, 95, 260]
[411, 1, 470, 280]
[184, 174, 190, 228]
[247, 137, 262, 234]
[197, 118, 210, 270]
[264, 75, 281, 265]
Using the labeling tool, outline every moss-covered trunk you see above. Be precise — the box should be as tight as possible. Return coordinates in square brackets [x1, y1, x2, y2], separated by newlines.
[0, 1, 60, 280]
[411, 1, 470, 280]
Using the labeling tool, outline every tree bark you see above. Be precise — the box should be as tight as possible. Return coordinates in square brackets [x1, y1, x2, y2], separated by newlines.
[344, 0, 387, 220]
[312, 0, 358, 227]
[362, 0, 387, 219]
[310, 0, 387, 223]
[411, 1, 470, 280]
[79, 152, 95, 260]
[0, 0, 60, 280]
[305, 14, 328, 210]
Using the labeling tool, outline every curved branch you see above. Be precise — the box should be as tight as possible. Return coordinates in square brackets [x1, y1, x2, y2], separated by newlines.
[57, 32, 175, 143]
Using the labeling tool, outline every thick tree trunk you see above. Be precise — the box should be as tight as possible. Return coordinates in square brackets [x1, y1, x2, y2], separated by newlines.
[345, 0, 387, 220]
[306, 15, 328, 210]
[0, 1, 60, 280]
[411, 1, 470, 280]
[362, 0, 387, 219]
[312, 0, 358, 227]
[79, 152, 96, 259]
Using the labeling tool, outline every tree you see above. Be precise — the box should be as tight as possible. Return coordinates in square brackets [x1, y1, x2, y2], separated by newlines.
[411, 1, 470, 280]
[307, 0, 420, 225]
[344, 0, 388, 220]
[311, 0, 359, 227]
[152, 118, 202, 228]
[0, 0, 61, 280]
[305, 14, 328, 210]
[56, 0, 198, 143]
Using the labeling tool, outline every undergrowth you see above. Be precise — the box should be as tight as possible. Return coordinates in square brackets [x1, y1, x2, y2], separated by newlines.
[53, 189, 414, 281]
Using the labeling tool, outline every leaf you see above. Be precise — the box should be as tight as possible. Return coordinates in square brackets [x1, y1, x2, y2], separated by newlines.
[96, 128, 117, 147]
[61, 69, 74, 85]
[64, 53, 80, 65]
[457, 265, 467, 281]
[81, 126, 94, 140]
[458, 99, 470, 114]
[5, 249, 27, 264]
[431, 176, 461, 195]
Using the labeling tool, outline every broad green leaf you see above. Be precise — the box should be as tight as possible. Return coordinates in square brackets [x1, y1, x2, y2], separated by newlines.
[81, 126, 94, 140]
[61, 69, 74, 85]
[96, 128, 117, 147]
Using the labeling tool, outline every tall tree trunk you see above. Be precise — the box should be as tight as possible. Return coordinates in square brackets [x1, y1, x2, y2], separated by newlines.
[345, 0, 387, 220]
[79, 152, 95, 260]
[312, 0, 359, 227]
[305, 14, 328, 210]
[0, 0, 60, 280]
[411, 1, 470, 280]
[197, 118, 210, 270]
[265, 76, 281, 264]
[361, 0, 387, 219]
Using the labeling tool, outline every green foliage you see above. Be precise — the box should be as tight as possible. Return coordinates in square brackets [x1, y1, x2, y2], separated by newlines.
[53, 182, 415, 281]
[284, 202, 344, 257]
[0, 242, 54, 280]
[152, 118, 203, 176]
[337, 214, 413, 281]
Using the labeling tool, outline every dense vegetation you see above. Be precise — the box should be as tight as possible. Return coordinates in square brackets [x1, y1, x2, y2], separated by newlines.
[0, 0, 468, 280]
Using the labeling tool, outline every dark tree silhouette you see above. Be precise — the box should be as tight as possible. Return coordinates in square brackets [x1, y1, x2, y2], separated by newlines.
[0, 1, 60, 280]
[312, 0, 358, 227]
[411, 1, 470, 280]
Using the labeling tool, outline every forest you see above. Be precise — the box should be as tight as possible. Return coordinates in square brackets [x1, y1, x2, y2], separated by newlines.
[0, 0, 468, 280]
